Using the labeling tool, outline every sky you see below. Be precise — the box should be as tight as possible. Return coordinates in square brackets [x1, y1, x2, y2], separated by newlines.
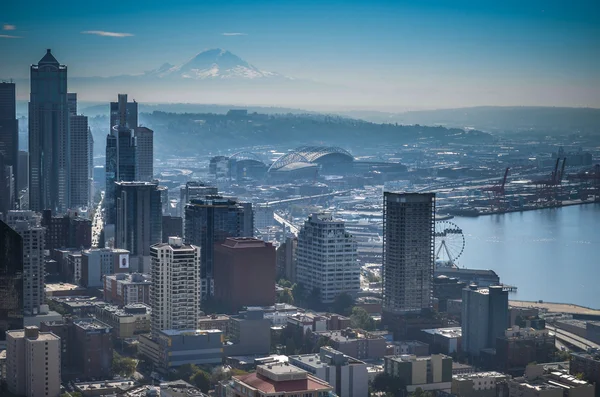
[2, 0, 599, 109]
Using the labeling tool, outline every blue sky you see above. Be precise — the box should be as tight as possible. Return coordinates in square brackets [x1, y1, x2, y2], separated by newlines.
[2, 0, 599, 108]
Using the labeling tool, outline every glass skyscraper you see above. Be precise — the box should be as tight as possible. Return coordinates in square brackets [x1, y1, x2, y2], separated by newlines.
[0, 219, 23, 342]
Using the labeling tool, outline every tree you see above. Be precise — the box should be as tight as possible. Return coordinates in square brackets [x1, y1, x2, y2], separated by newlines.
[350, 307, 375, 331]
[277, 288, 295, 304]
[278, 278, 293, 288]
[413, 387, 433, 397]
[190, 369, 211, 393]
[371, 373, 406, 397]
[331, 293, 355, 316]
[113, 352, 137, 376]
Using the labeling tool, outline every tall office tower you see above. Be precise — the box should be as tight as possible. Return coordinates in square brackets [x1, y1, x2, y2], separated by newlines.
[241, 202, 254, 237]
[296, 213, 360, 304]
[462, 285, 508, 356]
[29, 49, 70, 213]
[115, 181, 163, 272]
[150, 236, 200, 334]
[135, 126, 153, 181]
[110, 93, 138, 130]
[88, 128, 94, 203]
[0, 153, 15, 216]
[184, 196, 249, 299]
[0, 220, 24, 344]
[68, 94, 92, 209]
[6, 326, 61, 397]
[179, 181, 218, 218]
[382, 192, 435, 318]
[6, 211, 45, 315]
[105, 125, 137, 224]
[17, 150, 28, 193]
[0, 82, 18, 209]
[162, 215, 183, 242]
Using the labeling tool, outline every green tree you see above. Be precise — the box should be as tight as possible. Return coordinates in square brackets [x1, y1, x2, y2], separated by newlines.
[331, 293, 355, 316]
[278, 278, 293, 288]
[371, 373, 406, 397]
[277, 288, 295, 304]
[190, 369, 211, 393]
[350, 307, 375, 331]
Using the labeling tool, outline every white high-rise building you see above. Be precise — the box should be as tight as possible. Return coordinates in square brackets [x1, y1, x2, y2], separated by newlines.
[6, 326, 61, 397]
[6, 211, 45, 315]
[382, 192, 435, 317]
[296, 213, 359, 304]
[150, 237, 200, 334]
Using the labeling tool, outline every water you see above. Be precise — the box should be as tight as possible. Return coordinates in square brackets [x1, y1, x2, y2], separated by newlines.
[453, 203, 600, 309]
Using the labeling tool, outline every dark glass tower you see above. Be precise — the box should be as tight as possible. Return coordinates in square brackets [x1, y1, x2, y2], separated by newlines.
[0, 82, 18, 211]
[0, 219, 24, 342]
[184, 196, 249, 299]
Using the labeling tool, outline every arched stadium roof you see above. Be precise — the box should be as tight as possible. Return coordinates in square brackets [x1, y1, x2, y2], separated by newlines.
[268, 146, 353, 172]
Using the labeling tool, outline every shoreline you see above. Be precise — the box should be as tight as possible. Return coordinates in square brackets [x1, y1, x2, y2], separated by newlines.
[509, 299, 600, 316]
[450, 198, 599, 217]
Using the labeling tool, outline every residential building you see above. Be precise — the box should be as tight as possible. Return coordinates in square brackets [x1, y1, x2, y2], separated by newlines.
[115, 181, 163, 272]
[452, 371, 510, 397]
[290, 346, 369, 397]
[0, 82, 18, 211]
[162, 215, 183, 242]
[382, 192, 436, 319]
[134, 126, 153, 181]
[29, 49, 70, 213]
[384, 354, 453, 392]
[178, 181, 218, 218]
[198, 314, 231, 334]
[6, 211, 45, 315]
[226, 309, 272, 357]
[214, 237, 276, 312]
[150, 237, 200, 334]
[314, 328, 387, 360]
[39, 320, 72, 372]
[72, 318, 113, 380]
[68, 93, 92, 209]
[462, 285, 509, 356]
[387, 340, 430, 356]
[184, 196, 250, 298]
[6, 326, 61, 397]
[83, 248, 131, 289]
[421, 327, 462, 355]
[496, 326, 556, 376]
[0, 219, 23, 344]
[570, 352, 600, 392]
[139, 329, 223, 371]
[94, 302, 152, 339]
[296, 212, 360, 304]
[103, 272, 151, 306]
[67, 251, 82, 285]
[41, 209, 92, 251]
[276, 235, 297, 282]
[508, 365, 595, 397]
[225, 362, 335, 397]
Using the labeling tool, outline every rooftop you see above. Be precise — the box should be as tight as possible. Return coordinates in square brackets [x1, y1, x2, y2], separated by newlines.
[234, 363, 332, 394]
[422, 327, 462, 338]
[45, 282, 84, 292]
[454, 371, 508, 381]
[159, 328, 222, 337]
[222, 237, 272, 248]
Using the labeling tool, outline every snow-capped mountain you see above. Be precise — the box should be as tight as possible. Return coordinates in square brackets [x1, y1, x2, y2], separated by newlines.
[145, 49, 285, 80]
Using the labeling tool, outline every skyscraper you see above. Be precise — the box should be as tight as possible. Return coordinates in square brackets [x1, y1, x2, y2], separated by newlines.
[28, 49, 70, 213]
[135, 126, 153, 181]
[150, 237, 200, 334]
[110, 93, 138, 130]
[0, 219, 24, 343]
[179, 181, 218, 218]
[296, 213, 360, 304]
[68, 93, 92, 209]
[382, 192, 435, 317]
[6, 211, 45, 315]
[114, 181, 163, 272]
[0, 82, 18, 210]
[184, 196, 249, 299]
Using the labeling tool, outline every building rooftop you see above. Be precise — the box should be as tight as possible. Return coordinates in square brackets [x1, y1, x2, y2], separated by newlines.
[222, 237, 272, 248]
[159, 328, 222, 337]
[315, 328, 384, 342]
[75, 380, 137, 393]
[422, 327, 462, 338]
[385, 354, 449, 363]
[453, 371, 508, 381]
[74, 318, 112, 331]
[45, 282, 84, 293]
[234, 363, 332, 393]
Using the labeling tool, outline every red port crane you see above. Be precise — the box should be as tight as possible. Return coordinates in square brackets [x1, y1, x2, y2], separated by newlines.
[482, 167, 510, 211]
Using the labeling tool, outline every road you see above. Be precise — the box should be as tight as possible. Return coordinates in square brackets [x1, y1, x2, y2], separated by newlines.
[273, 212, 300, 235]
[547, 325, 600, 351]
[92, 191, 104, 248]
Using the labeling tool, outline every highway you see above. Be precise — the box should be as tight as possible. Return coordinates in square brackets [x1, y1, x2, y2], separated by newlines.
[273, 212, 300, 235]
[263, 190, 351, 207]
[547, 325, 600, 351]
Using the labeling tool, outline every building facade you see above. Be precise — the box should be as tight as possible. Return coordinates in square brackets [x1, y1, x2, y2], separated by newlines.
[103, 272, 151, 306]
[296, 213, 360, 304]
[69, 111, 92, 209]
[382, 192, 435, 316]
[134, 126, 153, 181]
[150, 237, 200, 334]
[72, 319, 113, 380]
[0, 82, 18, 211]
[41, 209, 92, 251]
[385, 354, 453, 393]
[0, 219, 23, 343]
[29, 49, 70, 213]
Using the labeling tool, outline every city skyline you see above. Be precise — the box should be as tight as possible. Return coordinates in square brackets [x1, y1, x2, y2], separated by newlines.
[1, 0, 599, 109]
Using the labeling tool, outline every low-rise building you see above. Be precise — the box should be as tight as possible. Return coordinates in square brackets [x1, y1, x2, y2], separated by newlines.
[124, 379, 207, 397]
[74, 379, 138, 396]
[384, 354, 453, 393]
[94, 302, 151, 339]
[570, 352, 600, 393]
[421, 327, 462, 354]
[198, 314, 230, 334]
[288, 313, 328, 333]
[496, 326, 556, 376]
[222, 362, 335, 397]
[387, 340, 430, 356]
[452, 371, 510, 397]
[508, 365, 595, 397]
[225, 309, 272, 357]
[103, 272, 151, 306]
[314, 328, 387, 360]
[72, 318, 113, 380]
[82, 248, 131, 288]
[289, 346, 368, 397]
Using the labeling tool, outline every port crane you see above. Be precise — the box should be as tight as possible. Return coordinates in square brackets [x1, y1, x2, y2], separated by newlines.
[531, 157, 567, 202]
[481, 167, 509, 211]
[567, 164, 600, 201]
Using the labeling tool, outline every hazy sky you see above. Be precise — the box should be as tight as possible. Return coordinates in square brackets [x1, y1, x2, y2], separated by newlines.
[2, 0, 599, 109]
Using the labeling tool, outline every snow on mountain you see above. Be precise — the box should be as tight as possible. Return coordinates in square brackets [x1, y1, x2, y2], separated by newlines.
[148, 49, 284, 80]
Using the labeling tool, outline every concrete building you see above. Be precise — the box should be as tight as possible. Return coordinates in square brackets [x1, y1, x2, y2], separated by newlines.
[0, 219, 24, 344]
[254, 205, 275, 229]
[225, 362, 334, 397]
[462, 285, 509, 356]
[570, 352, 600, 392]
[314, 328, 387, 360]
[226, 309, 272, 357]
[29, 49, 70, 213]
[103, 272, 151, 306]
[382, 192, 436, 317]
[178, 181, 218, 218]
[214, 237, 276, 312]
[0, 82, 18, 211]
[296, 213, 360, 304]
[83, 248, 131, 289]
[384, 354, 453, 392]
[41, 209, 92, 251]
[508, 365, 595, 397]
[150, 237, 200, 334]
[68, 251, 82, 285]
[198, 314, 231, 334]
[134, 126, 153, 181]
[452, 371, 510, 397]
[162, 215, 183, 242]
[184, 196, 251, 298]
[71, 318, 113, 380]
[6, 211, 45, 315]
[496, 326, 556, 376]
[290, 346, 369, 397]
[421, 327, 462, 355]
[68, 93, 92, 209]
[388, 340, 430, 356]
[115, 181, 164, 272]
[276, 235, 297, 282]
[6, 326, 61, 397]
[139, 328, 223, 371]
[94, 302, 152, 339]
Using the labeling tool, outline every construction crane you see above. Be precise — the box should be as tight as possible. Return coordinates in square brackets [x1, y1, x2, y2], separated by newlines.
[532, 157, 566, 203]
[482, 167, 510, 211]
[567, 164, 600, 201]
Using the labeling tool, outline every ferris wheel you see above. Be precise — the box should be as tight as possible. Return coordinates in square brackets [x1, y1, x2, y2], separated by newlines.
[434, 220, 465, 266]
